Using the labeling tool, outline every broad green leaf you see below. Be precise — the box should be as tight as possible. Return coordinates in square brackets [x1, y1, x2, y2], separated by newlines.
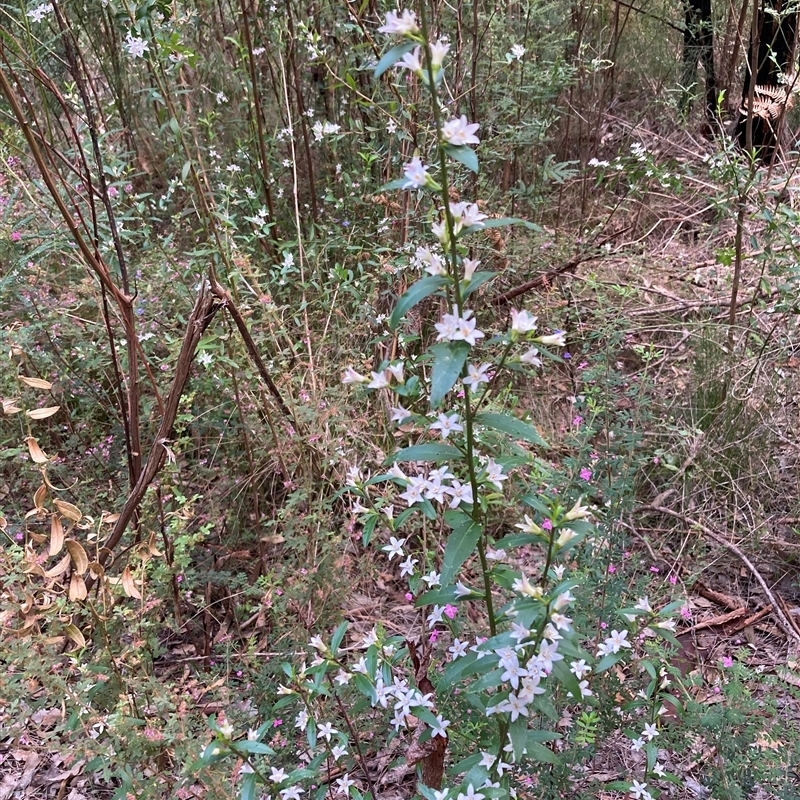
[389, 443, 463, 464]
[377, 177, 409, 192]
[440, 509, 483, 586]
[415, 585, 458, 607]
[525, 739, 561, 765]
[389, 276, 449, 331]
[439, 652, 496, 689]
[443, 143, 478, 173]
[474, 411, 548, 448]
[234, 740, 275, 756]
[596, 652, 624, 673]
[429, 341, 470, 408]
[375, 41, 416, 78]
[462, 270, 497, 298]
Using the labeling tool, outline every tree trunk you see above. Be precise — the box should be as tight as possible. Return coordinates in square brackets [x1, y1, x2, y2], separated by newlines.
[736, 0, 799, 159]
[680, 0, 717, 119]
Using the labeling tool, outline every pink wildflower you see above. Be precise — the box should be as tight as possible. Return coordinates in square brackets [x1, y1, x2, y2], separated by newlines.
[443, 604, 458, 619]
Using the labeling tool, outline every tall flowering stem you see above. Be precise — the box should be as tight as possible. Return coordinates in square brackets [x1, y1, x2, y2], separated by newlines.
[417, 0, 496, 636]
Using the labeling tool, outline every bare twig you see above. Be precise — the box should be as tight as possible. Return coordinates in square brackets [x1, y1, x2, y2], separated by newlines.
[640, 504, 800, 646]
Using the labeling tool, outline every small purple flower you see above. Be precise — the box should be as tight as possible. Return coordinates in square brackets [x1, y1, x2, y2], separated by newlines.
[722, 656, 733, 668]
[10, 231, 21, 242]
[404, 592, 413, 602]
[429, 630, 441, 644]
[542, 518, 553, 531]
[608, 563, 616, 574]
[669, 573, 677, 585]
[563, 352, 571, 359]
[572, 415, 583, 427]
[650, 565, 660, 573]
[443, 604, 458, 619]
[579, 467, 592, 481]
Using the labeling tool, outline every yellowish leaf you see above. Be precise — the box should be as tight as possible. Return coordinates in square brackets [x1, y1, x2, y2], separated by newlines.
[54, 499, 82, 522]
[101, 512, 120, 524]
[33, 484, 48, 509]
[121, 566, 142, 599]
[88, 561, 105, 579]
[26, 437, 49, 464]
[69, 573, 88, 601]
[26, 406, 60, 420]
[44, 553, 71, 579]
[63, 623, 86, 648]
[49, 515, 64, 557]
[64, 540, 89, 575]
[19, 376, 53, 390]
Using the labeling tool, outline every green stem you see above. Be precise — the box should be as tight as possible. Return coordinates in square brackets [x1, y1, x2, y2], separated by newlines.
[418, 1, 493, 635]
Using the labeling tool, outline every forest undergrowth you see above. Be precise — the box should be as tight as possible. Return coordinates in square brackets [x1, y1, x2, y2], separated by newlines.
[2, 1, 800, 799]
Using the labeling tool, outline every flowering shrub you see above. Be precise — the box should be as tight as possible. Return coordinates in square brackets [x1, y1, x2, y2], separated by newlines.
[198, 10, 685, 800]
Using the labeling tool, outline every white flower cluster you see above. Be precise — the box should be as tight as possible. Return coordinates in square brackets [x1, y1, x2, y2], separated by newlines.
[312, 120, 341, 141]
[26, 2, 53, 22]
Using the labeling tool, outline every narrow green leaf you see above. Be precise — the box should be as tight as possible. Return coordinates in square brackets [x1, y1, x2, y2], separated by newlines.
[181, 160, 191, 181]
[508, 716, 528, 761]
[429, 341, 470, 408]
[361, 514, 378, 547]
[389, 443, 463, 464]
[474, 411, 549, 448]
[440, 509, 483, 586]
[389, 276, 449, 331]
[461, 217, 544, 236]
[330, 621, 348, 655]
[443, 143, 478, 173]
[375, 41, 416, 78]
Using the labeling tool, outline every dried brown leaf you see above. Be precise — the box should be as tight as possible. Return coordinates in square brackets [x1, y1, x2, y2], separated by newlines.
[69, 573, 88, 601]
[26, 437, 49, 464]
[44, 553, 71, 579]
[63, 623, 86, 648]
[49, 514, 64, 557]
[2, 398, 22, 415]
[19, 376, 53, 390]
[121, 566, 142, 599]
[33, 484, 48, 510]
[54, 499, 82, 522]
[64, 540, 89, 575]
[26, 406, 60, 420]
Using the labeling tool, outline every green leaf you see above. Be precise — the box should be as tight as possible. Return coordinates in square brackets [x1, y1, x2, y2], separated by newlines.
[415, 585, 458, 607]
[389, 443, 463, 464]
[440, 509, 483, 586]
[596, 652, 624, 673]
[474, 411, 549, 448]
[508, 716, 528, 761]
[525, 739, 561, 765]
[233, 741, 275, 756]
[361, 514, 378, 547]
[443, 143, 478, 173]
[429, 341, 470, 408]
[462, 217, 543, 236]
[374, 41, 416, 78]
[462, 270, 497, 298]
[330, 621, 348, 655]
[377, 177, 409, 192]
[240, 772, 257, 800]
[389, 276, 449, 331]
